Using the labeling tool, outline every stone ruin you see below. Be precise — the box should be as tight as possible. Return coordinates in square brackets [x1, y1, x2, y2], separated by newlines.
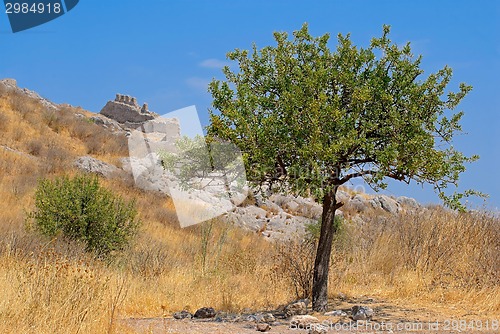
[99, 93, 158, 124]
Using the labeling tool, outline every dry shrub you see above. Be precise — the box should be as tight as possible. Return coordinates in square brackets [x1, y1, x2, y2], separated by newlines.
[81, 122, 128, 156]
[55, 106, 128, 157]
[271, 237, 316, 299]
[0, 111, 9, 132]
[43, 145, 71, 173]
[9, 91, 36, 119]
[27, 138, 44, 156]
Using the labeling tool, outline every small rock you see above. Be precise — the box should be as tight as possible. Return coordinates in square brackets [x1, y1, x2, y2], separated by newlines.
[173, 310, 192, 319]
[324, 310, 347, 317]
[256, 313, 275, 323]
[193, 307, 216, 319]
[256, 323, 271, 332]
[290, 315, 320, 326]
[309, 325, 328, 334]
[284, 301, 307, 317]
[351, 305, 374, 321]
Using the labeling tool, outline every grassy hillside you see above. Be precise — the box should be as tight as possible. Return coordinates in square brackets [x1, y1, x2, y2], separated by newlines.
[0, 84, 498, 333]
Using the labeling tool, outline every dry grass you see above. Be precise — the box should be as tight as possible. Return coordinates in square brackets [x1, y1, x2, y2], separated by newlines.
[0, 87, 498, 333]
[326, 208, 500, 314]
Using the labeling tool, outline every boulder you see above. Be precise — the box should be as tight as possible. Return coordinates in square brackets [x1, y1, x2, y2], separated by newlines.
[397, 196, 420, 209]
[90, 115, 125, 133]
[373, 195, 399, 214]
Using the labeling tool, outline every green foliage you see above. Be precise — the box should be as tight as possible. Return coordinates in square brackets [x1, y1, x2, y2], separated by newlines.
[208, 23, 484, 210]
[305, 215, 344, 242]
[27, 174, 140, 257]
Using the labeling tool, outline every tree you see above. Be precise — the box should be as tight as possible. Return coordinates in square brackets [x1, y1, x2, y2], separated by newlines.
[28, 174, 140, 257]
[207, 24, 481, 311]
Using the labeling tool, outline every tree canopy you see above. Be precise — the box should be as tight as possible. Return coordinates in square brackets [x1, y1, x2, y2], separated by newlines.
[208, 24, 480, 210]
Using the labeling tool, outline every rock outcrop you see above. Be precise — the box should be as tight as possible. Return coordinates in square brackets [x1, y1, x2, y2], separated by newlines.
[73, 156, 119, 178]
[100, 94, 157, 124]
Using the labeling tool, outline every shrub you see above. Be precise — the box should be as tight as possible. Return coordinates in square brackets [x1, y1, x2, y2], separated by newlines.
[271, 216, 347, 299]
[0, 112, 9, 132]
[26, 139, 43, 156]
[27, 174, 140, 257]
[271, 237, 316, 299]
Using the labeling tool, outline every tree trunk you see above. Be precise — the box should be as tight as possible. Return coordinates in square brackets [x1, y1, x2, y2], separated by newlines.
[312, 188, 342, 311]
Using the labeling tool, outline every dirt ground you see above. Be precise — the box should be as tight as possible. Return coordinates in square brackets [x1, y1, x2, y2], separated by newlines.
[119, 296, 500, 333]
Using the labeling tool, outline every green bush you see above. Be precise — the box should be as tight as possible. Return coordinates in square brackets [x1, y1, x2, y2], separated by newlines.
[27, 174, 140, 257]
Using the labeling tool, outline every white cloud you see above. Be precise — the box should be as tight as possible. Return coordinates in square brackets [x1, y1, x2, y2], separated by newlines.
[199, 58, 229, 69]
[185, 77, 210, 92]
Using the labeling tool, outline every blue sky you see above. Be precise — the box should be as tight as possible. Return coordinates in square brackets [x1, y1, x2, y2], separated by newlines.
[0, 0, 498, 209]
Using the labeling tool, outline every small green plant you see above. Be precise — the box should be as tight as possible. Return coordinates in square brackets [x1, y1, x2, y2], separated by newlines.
[305, 215, 344, 242]
[27, 174, 140, 257]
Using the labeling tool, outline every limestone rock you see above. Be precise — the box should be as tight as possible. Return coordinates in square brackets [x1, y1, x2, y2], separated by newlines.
[349, 194, 369, 212]
[74, 156, 119, 178]
[336, 189, 351, 205]
[397, 196, 420, 209]
[371, 195, 400, 214]
[90, 114, 125, 133]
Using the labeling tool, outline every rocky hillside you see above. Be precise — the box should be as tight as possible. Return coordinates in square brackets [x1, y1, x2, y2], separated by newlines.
[0, 78, 425, 240]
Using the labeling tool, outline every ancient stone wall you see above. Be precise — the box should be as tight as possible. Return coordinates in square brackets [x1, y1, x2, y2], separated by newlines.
[100, 93, 156, 124]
